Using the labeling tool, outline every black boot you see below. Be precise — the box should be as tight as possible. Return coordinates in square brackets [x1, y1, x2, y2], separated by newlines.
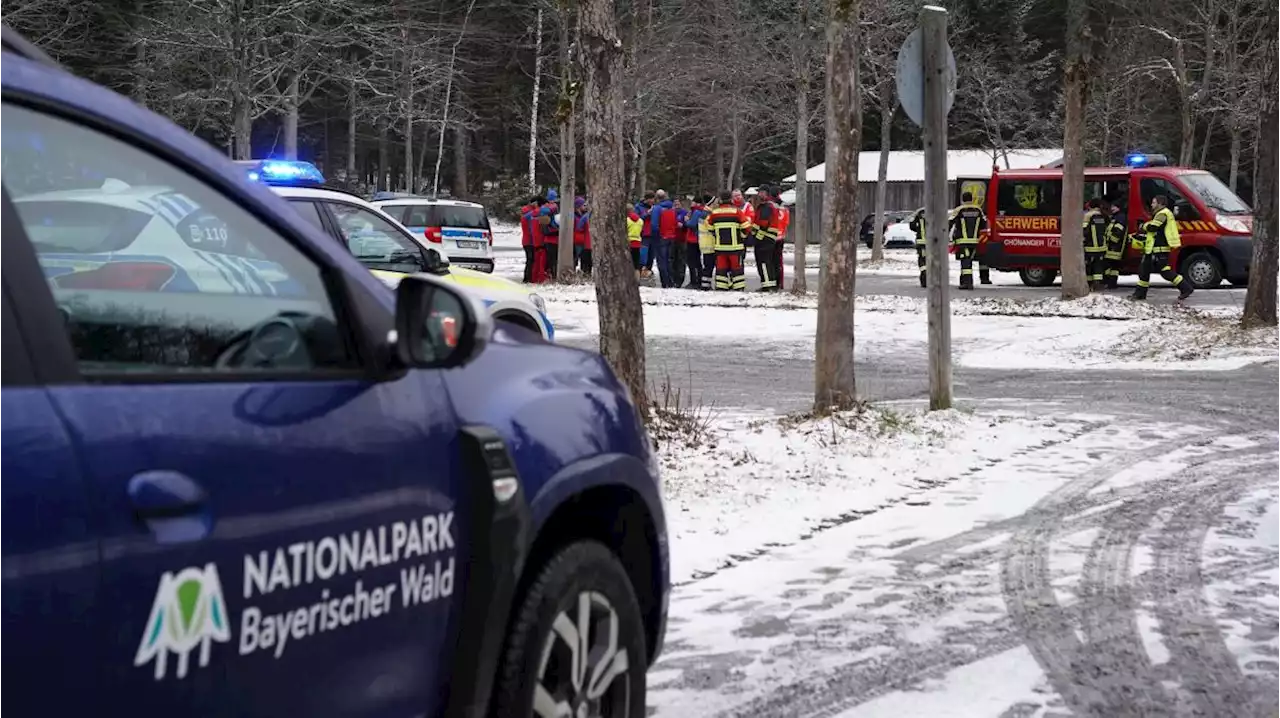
[919, 272, 927, 288]
[1178, 281, 1195, 300]
[979, 271, 992, 285]
[1130, 286, 1148, 301]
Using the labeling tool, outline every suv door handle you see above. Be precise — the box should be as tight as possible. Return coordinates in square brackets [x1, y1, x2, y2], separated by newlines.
[128, 470, 208, 518]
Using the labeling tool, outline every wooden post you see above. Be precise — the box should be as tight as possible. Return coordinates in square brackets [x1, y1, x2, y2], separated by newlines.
[921, 6, 952, 411]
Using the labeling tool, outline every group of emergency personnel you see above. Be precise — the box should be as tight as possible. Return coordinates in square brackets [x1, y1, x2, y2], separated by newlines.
[907, 191, 992, 290]
[908, 191, 1194, 301]
[518, 189, 594, 283]
[627, 186, 791, 291]
[1090, 193, 1195, 300]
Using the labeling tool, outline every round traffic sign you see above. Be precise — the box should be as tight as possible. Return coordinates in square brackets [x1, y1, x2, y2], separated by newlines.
[895, 26, 957, 127]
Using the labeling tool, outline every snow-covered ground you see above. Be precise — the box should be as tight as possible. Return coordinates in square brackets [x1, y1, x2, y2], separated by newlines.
[542, 286, 1278, 372]
[652, 405, 1094, 584]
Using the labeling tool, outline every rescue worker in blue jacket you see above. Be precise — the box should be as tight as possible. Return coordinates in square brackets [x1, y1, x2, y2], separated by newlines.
[950, 192, 987, 290]
[1082, 198, 1110, 290]
[1132, 194, 1194, 301]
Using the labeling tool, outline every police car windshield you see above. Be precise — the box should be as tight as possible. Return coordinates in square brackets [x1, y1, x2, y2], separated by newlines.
[385, 204, 489, 229]
[1179, 171, 1250, 215]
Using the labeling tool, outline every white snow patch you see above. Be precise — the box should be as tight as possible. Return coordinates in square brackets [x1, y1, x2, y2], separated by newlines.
[1135, 606, 1173, 665]
[1048, 527, 1099, 606]
[652, 406, 1073, 584]
[829, 645, 1055, 718]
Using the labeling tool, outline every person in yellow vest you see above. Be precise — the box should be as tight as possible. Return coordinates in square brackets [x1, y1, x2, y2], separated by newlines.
[949, 192, 987, 290]
[708, 191, 749, 291]
[626, 207, 644, 279]
[697, 195, 717, 289]
[908, 207, 927, 287]
[1082, 198, 1110, 290]
[1132, 194, 1194, 301]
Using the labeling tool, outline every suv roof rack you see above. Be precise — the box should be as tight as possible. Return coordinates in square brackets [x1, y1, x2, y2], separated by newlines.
[2, 25, 62, 69]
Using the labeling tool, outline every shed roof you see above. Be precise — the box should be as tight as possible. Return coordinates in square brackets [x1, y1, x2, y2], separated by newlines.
[782, 149, 1063, 183]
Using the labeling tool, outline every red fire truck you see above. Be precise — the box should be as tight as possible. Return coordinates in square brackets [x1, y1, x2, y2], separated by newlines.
[975, 154, 1254, 288]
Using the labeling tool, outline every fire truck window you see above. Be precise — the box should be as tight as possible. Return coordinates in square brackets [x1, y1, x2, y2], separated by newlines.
[1084, 182, 1105, 203]
[996, 180, 1062, 217]
[1137, 178, 1196, 219]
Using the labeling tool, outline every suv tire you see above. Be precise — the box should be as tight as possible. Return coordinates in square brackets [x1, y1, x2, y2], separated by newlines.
[1019, 268, 1057, 287]
[1181, 251, 1223, 289]
[491, 541, 647, 718]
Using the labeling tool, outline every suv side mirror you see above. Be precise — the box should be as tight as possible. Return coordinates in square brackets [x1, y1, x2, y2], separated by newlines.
[392, 275, 491, 369]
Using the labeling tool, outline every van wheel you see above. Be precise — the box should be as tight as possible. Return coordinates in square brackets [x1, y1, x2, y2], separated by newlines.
[1019, 268, 1057, 287]
[490, 541, 647, 718]
[1182, 252, 1223, 288]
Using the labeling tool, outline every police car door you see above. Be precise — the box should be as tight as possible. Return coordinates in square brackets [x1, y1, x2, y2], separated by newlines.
[1, 89, 465, 715]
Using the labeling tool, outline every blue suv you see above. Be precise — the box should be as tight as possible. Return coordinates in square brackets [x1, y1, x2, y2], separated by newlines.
[1, 27, 667, 717]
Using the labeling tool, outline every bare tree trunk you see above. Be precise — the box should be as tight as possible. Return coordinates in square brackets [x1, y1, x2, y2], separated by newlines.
[1058, 0, 1090, 299]
[434, 0, 479, 195]
[813, 0, 862, 412]
[528, 7, 544, 191]
[403, 54, 414, 192]
[1228, 124, 1242, 192]
[233, 98, 252, 161]
[1173, 41, 1194, 166]
[453, 122, 469, 199]
[346, 77, 358, 187]
[638, 139, 648, 195]
[556, 6, 579, 282]
[282, 72, 300, 161]
[726, 118, 742, 191]
[792, 0, 811, 295]
[1198, 116, 1213, 169]
[377, 126, 389, 191]
[1242, 32, 1277, 327]
[581, 0, 648, 414]
[871, 82, 893, 262]
[714, 132, 726, 193]
[627, 121, 641, 196]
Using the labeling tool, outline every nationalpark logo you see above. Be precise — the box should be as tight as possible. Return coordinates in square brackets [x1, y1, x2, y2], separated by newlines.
[135, 564, 230, 680]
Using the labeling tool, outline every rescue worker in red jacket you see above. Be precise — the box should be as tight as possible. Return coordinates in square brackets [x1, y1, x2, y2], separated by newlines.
[519, 197, 542, 283]
[709, 191, 749, 291]
[539, 189, 561, 281]
[573, 196, 592, 276]
[524, 196, 548, 283]
[751, 185, 783, 291]
[774, 199, 791, 291]
[683, 196, 708, 289]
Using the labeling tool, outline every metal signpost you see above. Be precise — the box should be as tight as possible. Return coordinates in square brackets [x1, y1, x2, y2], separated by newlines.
[896, 5, 956, 411]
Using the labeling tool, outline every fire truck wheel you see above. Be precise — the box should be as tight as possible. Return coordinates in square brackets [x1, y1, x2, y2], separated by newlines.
[1181, 251, 1223, 289]
[1019, 268, 1057, 287]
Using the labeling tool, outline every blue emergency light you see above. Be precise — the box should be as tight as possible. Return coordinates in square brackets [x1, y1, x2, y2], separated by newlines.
[237, 159, 326, 186]
[1124, 153, 1169, 168]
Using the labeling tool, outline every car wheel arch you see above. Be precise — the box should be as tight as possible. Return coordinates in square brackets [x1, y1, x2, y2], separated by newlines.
[520, 456, 667, 665]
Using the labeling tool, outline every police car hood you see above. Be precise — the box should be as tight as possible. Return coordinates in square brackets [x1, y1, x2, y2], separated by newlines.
[370, 266, 532, 300]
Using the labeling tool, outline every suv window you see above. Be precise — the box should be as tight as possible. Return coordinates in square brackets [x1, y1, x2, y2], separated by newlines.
[996, 178, 1062, 217]
[385, 204, 490, 230]
[326, 202, 429, 273]
[1, 103, 354, 375]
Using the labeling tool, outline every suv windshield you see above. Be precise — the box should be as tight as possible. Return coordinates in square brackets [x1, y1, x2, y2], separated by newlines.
[1178, 171, 1251, 215]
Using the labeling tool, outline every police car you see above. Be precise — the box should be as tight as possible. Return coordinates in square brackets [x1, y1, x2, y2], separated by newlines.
[371, 194, 496, 273]
[238, 162, 552, 340]
[2, 25, 666, 718]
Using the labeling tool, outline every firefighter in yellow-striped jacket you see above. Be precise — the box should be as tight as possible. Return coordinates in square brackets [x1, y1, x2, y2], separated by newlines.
[1082, 199, 1110, 290]
[1132, 194, 1195, 301]
[708, 191, 750, 291]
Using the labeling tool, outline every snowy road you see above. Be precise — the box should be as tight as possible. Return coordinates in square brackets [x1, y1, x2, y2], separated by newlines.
[532, 270, 1277, 716]
[648, 417, 1279, 717]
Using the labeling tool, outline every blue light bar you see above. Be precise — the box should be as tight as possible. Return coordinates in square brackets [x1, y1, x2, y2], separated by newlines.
[236, 159, 325, 186]
[1124, 153, 1169, 168]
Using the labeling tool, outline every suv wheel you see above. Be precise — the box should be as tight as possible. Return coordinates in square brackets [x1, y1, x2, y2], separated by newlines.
[492, 541, 646, 718]
[1181, 251, 1223, 288]
[1019, 268, 1057, 287]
